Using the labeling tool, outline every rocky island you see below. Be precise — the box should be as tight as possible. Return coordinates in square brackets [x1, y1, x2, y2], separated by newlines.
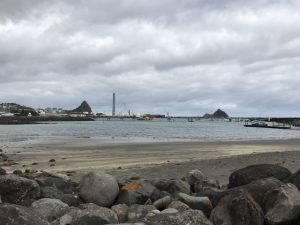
[202, 109, 230, 119]
[69, 100, 93, 115]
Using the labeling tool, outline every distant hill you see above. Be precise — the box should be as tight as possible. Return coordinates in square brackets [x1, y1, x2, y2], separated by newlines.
[0, 103, 38, 116]
[212, 109, 229, 119]
[202, 109, 229, 119]
[71, 101, 92, 114]
[202, 113, 212, 119]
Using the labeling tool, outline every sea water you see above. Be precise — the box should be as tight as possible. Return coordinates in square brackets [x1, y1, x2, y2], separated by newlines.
[0, 119, 300, 144]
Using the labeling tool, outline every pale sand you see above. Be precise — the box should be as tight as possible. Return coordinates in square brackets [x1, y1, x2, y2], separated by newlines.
[1, 138, 300, 184]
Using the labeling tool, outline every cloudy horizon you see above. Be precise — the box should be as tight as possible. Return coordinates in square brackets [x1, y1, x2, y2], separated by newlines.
[1, 0, 300, 116]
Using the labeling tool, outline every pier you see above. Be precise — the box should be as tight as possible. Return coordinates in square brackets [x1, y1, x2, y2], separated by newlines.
[244, 120, 292, 129]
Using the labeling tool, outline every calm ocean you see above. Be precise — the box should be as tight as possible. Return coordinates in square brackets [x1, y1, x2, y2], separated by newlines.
[0, 119, 300, 145]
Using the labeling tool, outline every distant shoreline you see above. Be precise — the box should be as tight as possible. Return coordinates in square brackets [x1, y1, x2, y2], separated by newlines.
[0, 116, 94, 124]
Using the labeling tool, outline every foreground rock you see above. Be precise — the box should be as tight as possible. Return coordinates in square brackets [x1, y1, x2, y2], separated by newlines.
[186, 169, 205, 193]
[210, 190, 264, 225]
[112, 204, 129, 223]
[150, 178, 190, 197]
[229, 164, 291, 188]
[128, 204, 157, 222]
[286, 169, 300, 190]
[0, 164, 299, 225]
[0, 203, 49, 225]
[144, 209, 213, 225]
[36, 172, 81, 206]
[0, 167, 6, 175]
[0, 174, 40, 205]
[209, 177, 284, 207]
[168, 200, 190, 212]
[153, 196, 172, 210]
[36, 172, 78, 194]
[177, 193, 212, 217]
[264, 183, 300, 225]
[116, 180, 160, 205]
[80, 172, 119, 207]
[31, 198, 69, 222]
[53, 203, 118, 225]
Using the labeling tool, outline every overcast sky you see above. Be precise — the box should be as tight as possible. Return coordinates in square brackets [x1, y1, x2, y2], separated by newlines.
[0, 0, 300, 116]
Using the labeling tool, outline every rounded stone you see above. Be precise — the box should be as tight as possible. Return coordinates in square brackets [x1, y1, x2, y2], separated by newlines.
[161, 208, 178, 214]
[80, 172, 119, 207]
[228, 164, 291, 188]
[31, 198, 69, 222]
[0, 174, 40, 205]
[187, 169, 205, 186]
[0, 167, 6, 175]
[0, 203, 49, 225]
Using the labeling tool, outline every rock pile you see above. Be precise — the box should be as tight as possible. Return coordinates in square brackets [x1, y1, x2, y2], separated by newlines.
[0, 163, 299, 225]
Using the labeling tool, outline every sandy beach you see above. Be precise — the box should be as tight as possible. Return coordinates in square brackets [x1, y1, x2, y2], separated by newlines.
[1, 138, 299, 184]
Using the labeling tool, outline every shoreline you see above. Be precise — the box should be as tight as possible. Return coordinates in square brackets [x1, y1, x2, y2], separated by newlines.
[106, 150, 300, 185]
[0, 138, 299, 185]
[3, 134, 300, 146]
[0, 116, 94, 124]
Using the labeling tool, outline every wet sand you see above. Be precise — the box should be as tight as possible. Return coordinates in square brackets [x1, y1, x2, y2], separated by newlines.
[1, 138, 299, 184]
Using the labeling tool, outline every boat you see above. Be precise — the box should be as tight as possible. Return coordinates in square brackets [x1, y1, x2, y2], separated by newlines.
[166, 112, 175, 122]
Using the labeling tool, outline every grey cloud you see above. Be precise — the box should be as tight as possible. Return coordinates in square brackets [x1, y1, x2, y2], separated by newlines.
[0, 0, 300, 116]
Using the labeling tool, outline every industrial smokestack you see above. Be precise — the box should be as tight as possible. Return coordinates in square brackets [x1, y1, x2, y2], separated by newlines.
[112, 93, 116, 116]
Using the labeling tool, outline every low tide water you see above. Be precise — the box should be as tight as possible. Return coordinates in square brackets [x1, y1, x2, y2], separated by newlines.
[1, 119, 300, 145]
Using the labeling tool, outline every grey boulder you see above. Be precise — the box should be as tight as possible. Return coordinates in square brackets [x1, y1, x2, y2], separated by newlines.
[168, 200, 190, 212]
[285, 169, 300, 190]
[209, 177, 284, 207]
[128, 204, 157, 222]
[145, 209, 213, 225]
[35, 173, 78, 194]
[264, 183, 300, 225]
[37, 173, 82, 206]
[112, 204, 129, 223]
[53, 203, 118, 225]
[186, 169, 205, 192]
[31, 198, 69, 222]
[153, 195, 172, 210]
[80, 172, 119, 207]
[116, 189, 148, 206]
[150, 178, 190, 197]
[117, 179, 160, 206]
[0, 203, 49, 225]
[161, 208, 178, 214]
[41, 186, 82, 206]
[0, 174, 40, 205]
[0, 167, 6, 175]
[210, 190, 264, 225]
[177, 192, 213, 217]
[229, 164, 291, 188]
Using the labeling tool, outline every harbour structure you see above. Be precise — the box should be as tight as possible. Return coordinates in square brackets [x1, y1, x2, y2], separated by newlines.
[244, 119, 292, 129]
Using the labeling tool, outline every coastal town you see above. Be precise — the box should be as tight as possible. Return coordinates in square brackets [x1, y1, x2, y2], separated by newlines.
[0, 93, 232, 124]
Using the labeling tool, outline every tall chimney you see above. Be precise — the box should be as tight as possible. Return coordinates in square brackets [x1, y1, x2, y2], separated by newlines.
[112, 93, 116, 116]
